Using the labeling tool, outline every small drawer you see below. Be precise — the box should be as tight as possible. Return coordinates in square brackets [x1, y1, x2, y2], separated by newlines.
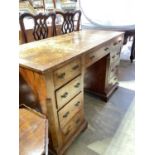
[112, 36, 123, 51]
[110, 51, 121, 64]
[56, 76, 82, 109]
[58, 93, 83, 128]
[61, 110, 84, 143]
[109, 76, 118, 87]
[85, 45, 110, 67]
[109, 66, 118, 79]
[53, 58, 81, 89]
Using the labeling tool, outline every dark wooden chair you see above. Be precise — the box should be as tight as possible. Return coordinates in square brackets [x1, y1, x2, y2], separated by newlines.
[55, 10, 81, 35]
[123, 29, 135, 62]
[19, 12, 56, 43]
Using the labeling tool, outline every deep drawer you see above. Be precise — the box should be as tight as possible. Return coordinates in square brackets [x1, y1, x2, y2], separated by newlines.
[58, 93, 83, 128]
[61, 109, 84, 143]
[56, 76, 82, 109]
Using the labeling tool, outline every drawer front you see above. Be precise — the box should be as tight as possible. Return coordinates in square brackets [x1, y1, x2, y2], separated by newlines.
[53, 58, 81, 89]
[85, 45, 110, 67]
[110, 50, 121, 64]
[56, 76, 82, 109]
[110, 36, 123, 64]
[61, 110, 84, 143]
[58, 93, 83, 128]
[111, 36, 123, 53]
[109, 65, 118, 79]
[109, 75, 118, 88]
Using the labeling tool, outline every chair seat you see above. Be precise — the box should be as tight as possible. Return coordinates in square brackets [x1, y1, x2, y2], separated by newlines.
[19, 107, 48, 155]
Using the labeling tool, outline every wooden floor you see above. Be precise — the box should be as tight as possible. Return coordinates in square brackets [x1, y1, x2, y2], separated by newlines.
[64, 41, 135, 155]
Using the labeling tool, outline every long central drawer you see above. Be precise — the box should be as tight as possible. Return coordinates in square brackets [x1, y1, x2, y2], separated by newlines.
[56, 75, 82, 109]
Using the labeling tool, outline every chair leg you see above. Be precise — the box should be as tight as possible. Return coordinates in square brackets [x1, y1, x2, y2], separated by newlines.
[130, 36, 135, 63]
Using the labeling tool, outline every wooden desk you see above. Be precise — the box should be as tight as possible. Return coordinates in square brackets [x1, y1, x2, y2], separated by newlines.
[19, 30, 124, 155]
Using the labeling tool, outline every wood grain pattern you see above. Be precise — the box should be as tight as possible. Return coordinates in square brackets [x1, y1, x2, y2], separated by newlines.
[19, 30, 124, 72]
[19, 67, 47, 114]
[56, 75, 82, 109]
[19, 107, 48, 155]
[58, 93, 83, 128]
[19, 30, 124, 155]
[53, 58, 81, 89]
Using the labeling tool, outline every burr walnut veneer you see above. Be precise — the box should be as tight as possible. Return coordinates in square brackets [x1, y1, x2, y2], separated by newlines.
[19, 30, 124, 155]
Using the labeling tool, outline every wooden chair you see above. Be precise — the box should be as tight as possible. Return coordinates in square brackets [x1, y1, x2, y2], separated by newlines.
[123, 29, 135, 62]
[19, 12, 56, 43]
[55, 10, 81, 35]
[19, 105, 48, 155]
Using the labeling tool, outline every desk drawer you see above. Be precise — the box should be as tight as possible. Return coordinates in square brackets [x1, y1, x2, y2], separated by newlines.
[110, 50, 121, 64]
[85, 45, 110, 67]
[56, 76, 82, 109]
[109, 65, 118, 79]
[109, 76, 118, 88]
[61, 109, 84, 143]
[53, 58, 81, 89]
[58, 93, 83, 128]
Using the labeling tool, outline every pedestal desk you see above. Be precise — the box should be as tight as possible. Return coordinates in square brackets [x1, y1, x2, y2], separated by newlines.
[19, 30, 124, 155]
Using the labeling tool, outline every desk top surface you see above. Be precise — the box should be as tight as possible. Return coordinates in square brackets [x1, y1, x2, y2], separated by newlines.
[19, 30, 124, 73]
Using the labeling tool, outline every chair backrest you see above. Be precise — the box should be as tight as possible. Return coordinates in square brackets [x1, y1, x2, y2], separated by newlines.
[19, 12, 56, 43]
[55, 10, 81, 35]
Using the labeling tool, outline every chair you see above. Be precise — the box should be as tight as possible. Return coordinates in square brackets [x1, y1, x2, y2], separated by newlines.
[123, 29, 135, 62]
[19, 105, 48, 155]
[19, 12, 56, 43]
[55, 10, 81, 35]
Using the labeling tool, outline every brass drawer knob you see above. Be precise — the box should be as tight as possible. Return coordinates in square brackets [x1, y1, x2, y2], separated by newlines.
[61, 92, 68, 98]
[57, 72, 66, 79]
[113, 42, 118, 46]
[74, 82, 80, 88]
[75, 101, 80, 107]
[90, 55, 95, 59]
[72, 64, 79, 70]
[116, 52, 120, 55]
[111, 68, 114, 72]
[63, 111, 70, 118]
[104, 47, 109, 51]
